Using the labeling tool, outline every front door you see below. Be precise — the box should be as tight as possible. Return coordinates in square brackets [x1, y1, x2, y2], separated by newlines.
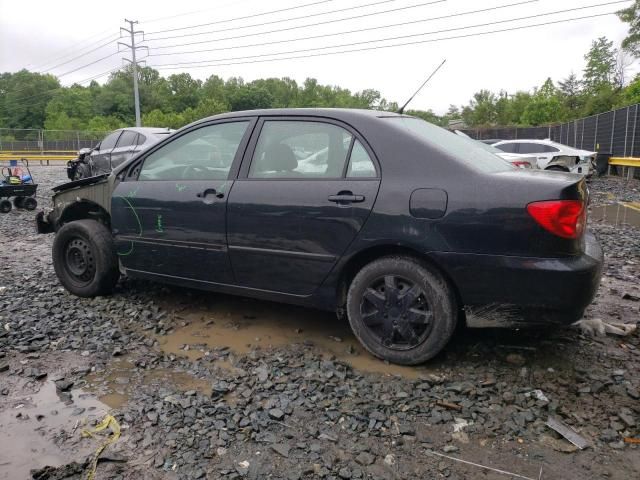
[91, 130, 121, 175]
[111, 119, 254, 284]
[227, 118, 381, 296]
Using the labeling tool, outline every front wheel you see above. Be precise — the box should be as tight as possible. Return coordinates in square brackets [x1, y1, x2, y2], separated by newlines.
[52, 220, 119, 297]
[346, 256, 457, 365]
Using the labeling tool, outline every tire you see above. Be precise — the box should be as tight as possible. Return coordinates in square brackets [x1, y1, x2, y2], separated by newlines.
[23, 197, 37, 211]
[346, 256, 457, 365]
[13, 196, 25, 209]
[52, 219, 119, 297]
[0, 199, 11, 213]
[74, 163, 92, 180]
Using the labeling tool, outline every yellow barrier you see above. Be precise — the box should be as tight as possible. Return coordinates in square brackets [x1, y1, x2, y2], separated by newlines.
[608, 157, 639, 180]
[0, 154, 75, 163]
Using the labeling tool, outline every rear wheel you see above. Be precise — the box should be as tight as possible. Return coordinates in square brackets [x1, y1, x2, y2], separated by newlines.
[23, 197, 37, 210]
[52, 220, 119, 297]
[0, 200, 11, 213]
[346, 256, 457, 365]
[13, 196, 25, 209]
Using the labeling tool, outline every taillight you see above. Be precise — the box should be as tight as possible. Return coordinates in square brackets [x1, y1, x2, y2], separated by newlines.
[511, 161, 531, 169]
[526, 200, 586, 239]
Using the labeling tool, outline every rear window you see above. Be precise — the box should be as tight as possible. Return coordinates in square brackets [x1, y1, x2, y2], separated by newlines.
[386, 117, 512, 173]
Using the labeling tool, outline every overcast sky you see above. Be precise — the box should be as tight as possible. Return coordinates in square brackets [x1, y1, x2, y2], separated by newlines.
[0, 0, 634, 114]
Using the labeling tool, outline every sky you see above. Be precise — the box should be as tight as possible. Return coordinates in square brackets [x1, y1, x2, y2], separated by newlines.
[0, 0, 635, 114]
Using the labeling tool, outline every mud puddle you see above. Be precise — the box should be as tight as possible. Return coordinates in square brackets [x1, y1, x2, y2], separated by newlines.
[158, 294, 432, 379]
[0, 381, 109, 480]
[85, 359, 211, 409]
[591, 201, 640, 227]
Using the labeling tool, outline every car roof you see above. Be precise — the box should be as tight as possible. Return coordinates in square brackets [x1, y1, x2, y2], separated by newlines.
[116, 127, 173, 135]
[193, 108, 407, 125]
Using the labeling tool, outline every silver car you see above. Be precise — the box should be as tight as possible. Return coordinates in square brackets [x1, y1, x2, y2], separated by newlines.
[90, 127, 173, 175]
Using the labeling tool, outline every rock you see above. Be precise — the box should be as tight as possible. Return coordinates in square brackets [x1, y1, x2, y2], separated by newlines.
[268, 408, 284, 420]
[540, 435, 578, 453]
[626, 386, 640, 400]
[236, 460, 250, 476]
[505, 353, 526, 366]
[271, 443, 290, 458]
[355, 452, 375, 466]
[618, 412, 635, 427]
[0, 362, 9, 372]
[383, 454, 395, 466]
[55, 379, 74, 391]
[443, 445, 459, 453]
[338, 467, 352, 479]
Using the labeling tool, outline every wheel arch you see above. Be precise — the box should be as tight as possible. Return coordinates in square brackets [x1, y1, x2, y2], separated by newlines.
[335, 244, 463, 313]
[57, 201, 111, 230]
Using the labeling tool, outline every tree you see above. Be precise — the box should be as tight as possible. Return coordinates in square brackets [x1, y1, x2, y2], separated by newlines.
[461, 90, 496, 126]
[617, 1, 640, 57]
[558, 72, 584, 118]
[520, 79, 562, 126]
[583, 37, 618, 93]
[0, 70, 60, 128]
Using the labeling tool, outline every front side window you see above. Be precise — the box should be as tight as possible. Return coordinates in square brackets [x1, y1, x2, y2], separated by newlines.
[249, 121, 353, 178]
[139, 121, 249, 181]
[542, 145, 560, 153]
[99, 131, 121, 151]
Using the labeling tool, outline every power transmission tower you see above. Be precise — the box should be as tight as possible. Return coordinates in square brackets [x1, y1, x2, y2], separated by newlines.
[119, 19, 147, 127]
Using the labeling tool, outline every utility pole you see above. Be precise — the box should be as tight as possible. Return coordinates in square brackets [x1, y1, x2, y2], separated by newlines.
[119, 20, 147, 127]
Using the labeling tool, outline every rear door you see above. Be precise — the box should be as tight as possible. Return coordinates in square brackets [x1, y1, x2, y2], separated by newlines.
[226, 117, 381, 296]
[111, 119, 255, 283]
[91, 130, 121, 175]
[110, 130, 139, 170]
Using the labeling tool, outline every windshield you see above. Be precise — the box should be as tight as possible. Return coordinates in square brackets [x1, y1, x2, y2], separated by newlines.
[385, 117, 512, 173]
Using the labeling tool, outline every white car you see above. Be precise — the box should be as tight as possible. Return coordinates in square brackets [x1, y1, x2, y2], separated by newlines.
[454, 131, 537, 169]
[491, 139, 595, 175]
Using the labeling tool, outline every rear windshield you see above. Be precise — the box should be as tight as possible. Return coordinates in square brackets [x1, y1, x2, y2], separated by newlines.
[384, 117, 513, 173]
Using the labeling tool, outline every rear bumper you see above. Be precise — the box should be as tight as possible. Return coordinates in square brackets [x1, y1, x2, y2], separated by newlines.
[432, 231, 603, 327]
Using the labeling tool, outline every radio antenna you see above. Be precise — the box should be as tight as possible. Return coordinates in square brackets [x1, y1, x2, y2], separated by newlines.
[397, 59, 446, 114]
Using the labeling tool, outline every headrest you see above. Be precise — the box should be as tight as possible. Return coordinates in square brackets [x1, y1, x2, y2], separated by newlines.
[262, 143, 298, 172]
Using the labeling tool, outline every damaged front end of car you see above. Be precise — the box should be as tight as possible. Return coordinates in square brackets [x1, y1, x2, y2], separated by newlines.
[36, 173, 114, 234]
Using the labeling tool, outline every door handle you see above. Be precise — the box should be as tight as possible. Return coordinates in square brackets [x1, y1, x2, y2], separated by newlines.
[197, 188, 224, 199]
[328, 193, 365, 203]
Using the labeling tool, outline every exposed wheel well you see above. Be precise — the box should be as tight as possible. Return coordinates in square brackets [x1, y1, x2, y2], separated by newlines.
[58, 201, 111, 230]
[335, 245, 463, 314]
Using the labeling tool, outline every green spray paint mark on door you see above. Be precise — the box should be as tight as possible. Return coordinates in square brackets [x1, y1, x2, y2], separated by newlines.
[116, 196, 142, 256]
[156, 214, 164, 233]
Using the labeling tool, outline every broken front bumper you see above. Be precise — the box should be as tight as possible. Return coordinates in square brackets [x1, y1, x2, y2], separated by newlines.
[36, 210, 55, 234]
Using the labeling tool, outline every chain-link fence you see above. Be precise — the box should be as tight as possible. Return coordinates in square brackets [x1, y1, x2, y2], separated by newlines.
[0, 129, 108, 153]
[458, 103, 640, 157]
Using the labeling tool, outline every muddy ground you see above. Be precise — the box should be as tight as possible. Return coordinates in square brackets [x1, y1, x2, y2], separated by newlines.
[0, 166, 639, 480]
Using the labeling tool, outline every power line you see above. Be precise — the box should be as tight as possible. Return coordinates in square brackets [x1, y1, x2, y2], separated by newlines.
[54, 51, 120, 78]
[149, 2, 626, 68]
[26, 30, 117, 71]
[149, 11, 620, 71]
[144, 0, 444, 42]
[146, 0, 339, 35]
[140, 0, 251, 24]
[148, 0, 537, 57]
[38, 36, 119, 74]
[33, 34, 118, 73]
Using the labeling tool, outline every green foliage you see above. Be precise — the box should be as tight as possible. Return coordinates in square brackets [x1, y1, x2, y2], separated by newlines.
[0, 69, 60, 128]
[583, 37, 618, 93]
[618, 1, 640, 57]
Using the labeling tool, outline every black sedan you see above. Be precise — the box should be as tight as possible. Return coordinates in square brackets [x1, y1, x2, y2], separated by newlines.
[40, 109, 603, 365]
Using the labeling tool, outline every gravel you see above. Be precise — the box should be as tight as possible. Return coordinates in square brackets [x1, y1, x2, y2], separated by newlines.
[1, 167, 639, 480]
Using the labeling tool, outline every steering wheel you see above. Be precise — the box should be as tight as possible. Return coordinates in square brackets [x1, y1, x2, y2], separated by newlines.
[181, 164, 205, 180]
